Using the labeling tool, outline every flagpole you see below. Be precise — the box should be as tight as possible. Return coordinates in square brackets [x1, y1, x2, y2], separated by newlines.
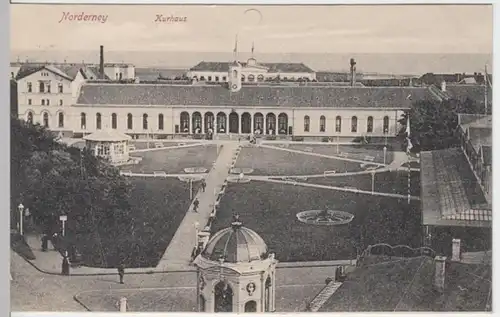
[407, 114, 411, 205]
[484, 65, 488, 115]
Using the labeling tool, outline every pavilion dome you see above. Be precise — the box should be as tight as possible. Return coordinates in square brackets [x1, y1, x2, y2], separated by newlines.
[83, 130, 132, 142]
[201, 217, 268, 263]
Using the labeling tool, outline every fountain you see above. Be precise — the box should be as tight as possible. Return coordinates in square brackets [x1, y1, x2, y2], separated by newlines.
[296, 206, 354, 226]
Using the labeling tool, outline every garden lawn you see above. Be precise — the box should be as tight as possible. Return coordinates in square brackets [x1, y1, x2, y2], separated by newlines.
[214, 181, 421, 263]
[122, 145, 217, 174]
[285, 144, 394, 165]
[235, 147, 364, 176]
[75, 177, 200, 268]
[305, 171, 421, 197]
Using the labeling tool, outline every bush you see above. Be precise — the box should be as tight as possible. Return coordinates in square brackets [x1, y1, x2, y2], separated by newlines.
[292, 136, 304, 142]
[11, 232, 36, 260]
[321, 137, 330, 143]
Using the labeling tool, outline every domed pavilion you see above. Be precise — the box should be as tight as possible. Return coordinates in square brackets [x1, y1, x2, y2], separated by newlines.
[193, 216, 278, 313]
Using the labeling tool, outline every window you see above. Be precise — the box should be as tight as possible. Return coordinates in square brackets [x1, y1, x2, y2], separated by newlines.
[320, 116, 326, 132]
[27, 82, 32, 92]
[58, 113, 64, 128]
[41, 99, 45, 106]
[248, 74, 255, 82]
[158, 114, 164, 130]
[43, 113, 49, 128]
[39, 82, 45, 93]
[222, 76, 227, 81]
[143, 114, 148, 130]
[119, 73, 123, 80]
[58, 84, 63, 93]
[200, 76, 205, 81]
[335, 116, 342, 132]
[127, 113, 133, 130]
[59, 100, 63, 106]
[257, 74, 264, 82]
[241, 75, 245, 82]
[232, 70, 237, 77]
[351, 116, 358, 133]
[47, 84, 51, 93]
[383, 116, 390, 133]
[304, 116, 310, 132]
[115, 143, 125, 155]
[28, 99, 32, 105]
[96, 113, 102, 130]
[215, 76, 219, 82]
[208, 76, 212, 82]
[46, 99, 50, 106]
[10, 72, 14, 78]
[367, 116, 374, 133]
[112, 113, 117, 129]
[80, 113, 86, 129]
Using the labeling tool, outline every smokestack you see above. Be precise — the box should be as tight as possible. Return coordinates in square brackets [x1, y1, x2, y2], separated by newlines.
[433, 256, 447, 293]
[350, 58, 357, 87]
[99, 45, 104, 79]
[440, 81, 446, 92]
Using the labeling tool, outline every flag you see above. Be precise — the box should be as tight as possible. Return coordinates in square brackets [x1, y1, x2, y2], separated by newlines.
[233, 34, 238, 54]
[251, 41, 255, 55]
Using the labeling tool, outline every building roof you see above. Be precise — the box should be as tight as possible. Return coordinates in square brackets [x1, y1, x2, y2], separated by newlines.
[190, 61, 315, 73]
[14, 63, 114, 81]
[445, 84, 492, 107]
[481, 145, 492, 166]
[76, 83, 434, 108]
[458, 114, 492, 129]
[201, 219, 268, 263]
[82, 130, 132, 142]
[467, 127, 492, 151]
[319, 256, 491, 312]
[420, 148, 491, 227]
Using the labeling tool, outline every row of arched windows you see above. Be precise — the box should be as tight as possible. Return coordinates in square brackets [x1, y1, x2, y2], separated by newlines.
[304, 115, 390, 133]
[78, 113, 165, 130]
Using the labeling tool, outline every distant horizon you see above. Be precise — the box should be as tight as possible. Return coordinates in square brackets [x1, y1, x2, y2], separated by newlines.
[10, 49, 492, 75]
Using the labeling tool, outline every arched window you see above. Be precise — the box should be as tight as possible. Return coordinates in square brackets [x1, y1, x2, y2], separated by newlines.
[43, 112, 49, 128]
[180, 112, 190, 132]
[320, 116, 326, 132]
[39, 82, 45, 93]
[111, 113, 117, 129]
[335, 116, 342, 133]
[383, 116, 390, 133]
[158, 114, 164, 130]
[351, 116, 358, 133]
[96, 113, 102, 130]
[257, 74, 264, 82]
[241, 75, 246, 82]
[304, 115, 310, 132]
[200, 76, 205, 81]
[80, 112, 86, 129]
[214, 282, 233, 312]
[248, 74, 255, 82]
[265, 277, 272, 312]
[58, 113, 64, 128]
[143, 113, 148, 130]
[127, 113, 133, 130]
[27, 112, 33, 124]
[367, 116, 373, 133]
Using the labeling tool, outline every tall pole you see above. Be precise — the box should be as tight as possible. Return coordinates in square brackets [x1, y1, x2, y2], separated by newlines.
[19, 205, 24, 236]
[190, 179, 193, 201]
[196, 268, 201, 312]
[484, 65, 488, 115]
[383, 146, 387, 165]
[371, 171, 375, 195]
[337, 135, 339, 154]
[406, 115, 411, 205]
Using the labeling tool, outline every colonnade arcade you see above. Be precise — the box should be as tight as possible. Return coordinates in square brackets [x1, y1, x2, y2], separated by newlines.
[179, 111, 289, 135]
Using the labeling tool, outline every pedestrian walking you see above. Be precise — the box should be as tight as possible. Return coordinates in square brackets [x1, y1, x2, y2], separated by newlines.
[62, 252, 70, 275]
[118, 263, 125, 284]
[201, 179, 206, 192]
[193, 198, 199, 212]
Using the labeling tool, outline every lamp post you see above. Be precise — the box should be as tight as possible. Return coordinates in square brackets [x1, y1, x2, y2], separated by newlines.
[189, 178, 193, 201]
[18, 204, 24, 235]
[59, 214, 68, 237]
[194, 221, 200, 247]
[371, 171, 375, 195]
[383, 146, 387, 165]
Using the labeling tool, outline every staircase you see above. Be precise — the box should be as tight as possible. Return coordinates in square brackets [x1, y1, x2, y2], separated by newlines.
[307, 281, 343, 312]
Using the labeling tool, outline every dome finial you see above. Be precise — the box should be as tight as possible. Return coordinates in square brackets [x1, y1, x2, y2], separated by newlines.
[231, 214, 243, 229]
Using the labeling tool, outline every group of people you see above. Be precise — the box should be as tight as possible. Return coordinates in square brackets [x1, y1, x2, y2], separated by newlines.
[192, 179, 206, 213]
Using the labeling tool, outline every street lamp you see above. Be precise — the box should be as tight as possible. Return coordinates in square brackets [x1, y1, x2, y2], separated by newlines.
[59, 214, 68, 237]
[17, 204, 24, 235]
[383, 146, 387, 165]
[384, 128, 388, 146]
[371, 171, 375, 195]
[194, 221, 200, 247]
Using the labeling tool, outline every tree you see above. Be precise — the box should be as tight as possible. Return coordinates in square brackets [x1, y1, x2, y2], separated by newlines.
[398, 97, 483, 152]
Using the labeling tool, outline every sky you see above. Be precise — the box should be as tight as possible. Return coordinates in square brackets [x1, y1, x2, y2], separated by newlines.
[11, 4, 493, 54]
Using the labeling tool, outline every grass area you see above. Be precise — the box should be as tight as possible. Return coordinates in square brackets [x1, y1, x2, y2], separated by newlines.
[286, 144, 394, 164]
[213, 181, 421, 262]
[130, 141, 185, 150]
[122, 145, 218, 174]
[305, 171, 421, 197]
[75, 177, 200, 268]
[235, 147, 364, 176]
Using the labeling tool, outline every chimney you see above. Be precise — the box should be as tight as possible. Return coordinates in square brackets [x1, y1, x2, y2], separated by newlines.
[350, 58, 357, 87]
[99, 45, 104, 79]
[433, 256, 447, 293]
[440, 81, 446, 92]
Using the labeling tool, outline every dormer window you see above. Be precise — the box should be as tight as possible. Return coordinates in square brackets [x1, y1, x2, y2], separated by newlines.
[58, 83, 63, 93]
[27, 82, 32, 92]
